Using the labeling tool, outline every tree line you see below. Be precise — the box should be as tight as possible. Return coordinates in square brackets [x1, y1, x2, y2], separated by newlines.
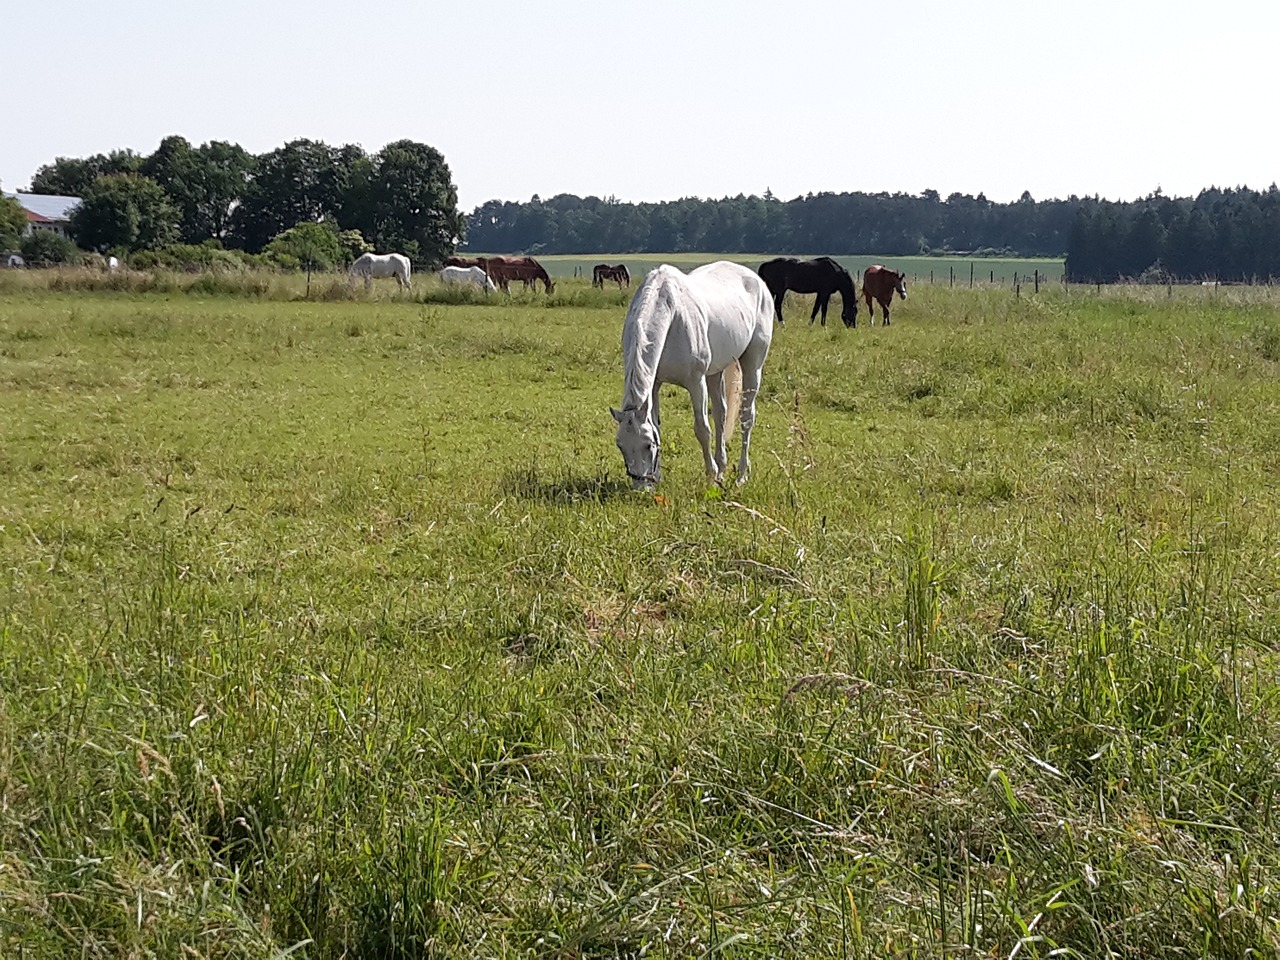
[1065, 186, 1280, 283]
[463, 189, 1079, 259]
[14, 136, 464, 266]
[10, 136, 1280, 283]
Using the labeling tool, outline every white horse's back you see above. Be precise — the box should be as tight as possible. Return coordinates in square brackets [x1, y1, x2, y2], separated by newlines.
[438, 264, 495, 291]
[349, 252, 412, 290]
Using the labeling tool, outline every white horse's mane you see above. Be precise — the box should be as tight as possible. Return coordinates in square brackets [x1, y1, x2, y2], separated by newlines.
[621, 266, 683, 409]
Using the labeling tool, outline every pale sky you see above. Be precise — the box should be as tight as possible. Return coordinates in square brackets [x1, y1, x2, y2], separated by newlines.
[3, 0, 1276, 211]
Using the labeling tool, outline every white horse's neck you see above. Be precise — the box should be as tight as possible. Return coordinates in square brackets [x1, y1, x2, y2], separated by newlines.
[621, 273, 679, 412]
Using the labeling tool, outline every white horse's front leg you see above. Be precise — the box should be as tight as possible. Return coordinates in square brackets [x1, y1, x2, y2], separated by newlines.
[687, 378, 718, 483]
[707, 369, 729, 476]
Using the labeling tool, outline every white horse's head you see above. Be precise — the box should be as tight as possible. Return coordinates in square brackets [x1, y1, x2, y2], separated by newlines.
[611, 403, 661, 490]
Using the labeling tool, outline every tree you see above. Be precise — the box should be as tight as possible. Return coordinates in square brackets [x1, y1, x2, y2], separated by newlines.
[70, 174, 178, 251]
[337, 228, 372, 263]
[0, 193, 27, 247]
[265, 221, 344, 272]
[29, 150, 143, 196]
[367, 139, 463, 265]
[143, 136, 255, 243]
[230, 139, 350, 252]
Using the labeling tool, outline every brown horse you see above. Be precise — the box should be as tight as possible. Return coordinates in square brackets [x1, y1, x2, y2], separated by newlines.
[861, 265, 908, 325]
[592, 263, 631, 288]
[483, 256, 555, 294]
[444, 256, 486, 269]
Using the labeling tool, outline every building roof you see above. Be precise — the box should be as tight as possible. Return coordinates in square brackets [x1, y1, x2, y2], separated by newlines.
[25, 209, 54, 224]
[3, 191, 81, 222]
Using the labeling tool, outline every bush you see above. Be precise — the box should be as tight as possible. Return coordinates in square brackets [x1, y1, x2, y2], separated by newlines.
[20, 232, 82, 264]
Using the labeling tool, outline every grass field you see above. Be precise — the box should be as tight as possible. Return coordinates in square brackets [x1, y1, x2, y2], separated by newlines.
[478, 253, 1066, 285]
[2, 278, 1280, 957]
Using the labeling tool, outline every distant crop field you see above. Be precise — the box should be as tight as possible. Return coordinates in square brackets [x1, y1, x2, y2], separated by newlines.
[476, 252, 1066, 285]
[2, 281, 1279, 956]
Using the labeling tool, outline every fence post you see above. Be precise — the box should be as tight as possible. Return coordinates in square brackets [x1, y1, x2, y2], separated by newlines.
[990, 269, 994, 284]
[970, 262, 974, 288]
[1034, 269, 1039, 294]
[949, 265, 954, 287]
[930, 269, 934, 284]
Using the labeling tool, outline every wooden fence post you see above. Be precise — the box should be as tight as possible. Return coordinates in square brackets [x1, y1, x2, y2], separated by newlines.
[970, 262, 974, 288]
[1034, 269, 1039, 294]
[949, 266, 954, 287]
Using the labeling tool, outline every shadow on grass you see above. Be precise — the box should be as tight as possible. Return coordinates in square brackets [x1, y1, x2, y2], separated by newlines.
[503, 463, 633, 504]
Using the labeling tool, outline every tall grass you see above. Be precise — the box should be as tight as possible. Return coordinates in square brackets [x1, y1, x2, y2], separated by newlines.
[1, 283, 1278, 956]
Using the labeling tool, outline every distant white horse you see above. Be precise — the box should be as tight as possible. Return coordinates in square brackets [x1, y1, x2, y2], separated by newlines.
[612, 261, 774, 490]
[437, 264, 496, 292]
[106, 256, 120, 272]
[349, 252, 412, 291]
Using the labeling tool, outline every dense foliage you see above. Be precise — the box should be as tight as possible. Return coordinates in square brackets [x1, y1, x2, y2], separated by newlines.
[0, 193, 28, 248]
[70, 174, 179, 252]
[18, 231, 80, 264]
[1065, 186, 1280, 282]
[28, 136, 463, 264]
[463, 189, 1079, 258]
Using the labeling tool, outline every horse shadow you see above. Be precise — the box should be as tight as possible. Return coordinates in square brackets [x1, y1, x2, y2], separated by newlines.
[502, 463, 633, 504]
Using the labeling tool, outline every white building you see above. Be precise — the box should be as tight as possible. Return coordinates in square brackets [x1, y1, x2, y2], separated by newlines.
[2, 191, 81, 239]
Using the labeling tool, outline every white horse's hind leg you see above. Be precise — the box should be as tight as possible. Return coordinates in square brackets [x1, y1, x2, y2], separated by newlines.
[686, 377, 718, 482]
[735, 348, 768, 485]
[707, 369, 729, 477]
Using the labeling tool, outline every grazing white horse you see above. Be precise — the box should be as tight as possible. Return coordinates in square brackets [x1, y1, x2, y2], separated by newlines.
[348, 252, 412, 291]
[106, 256, 120, 272]
[612, 260, 773, 490]
[437, 264, 496, 292]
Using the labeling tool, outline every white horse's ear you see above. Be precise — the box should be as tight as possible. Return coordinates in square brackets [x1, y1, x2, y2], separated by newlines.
[610, 407, 623, 423]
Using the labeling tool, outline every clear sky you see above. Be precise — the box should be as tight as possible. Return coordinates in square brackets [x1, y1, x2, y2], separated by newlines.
[3, 0, 1275, 211]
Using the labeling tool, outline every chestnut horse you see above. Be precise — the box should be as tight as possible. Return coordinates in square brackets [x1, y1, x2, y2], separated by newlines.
[861, 265, 908, 325]
[592, 263, 631, 288]
[757, 256, 858, 327]
[483, 256, 555, 294]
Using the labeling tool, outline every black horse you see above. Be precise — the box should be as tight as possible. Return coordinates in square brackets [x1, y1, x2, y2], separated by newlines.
[757, 256, 859, 328]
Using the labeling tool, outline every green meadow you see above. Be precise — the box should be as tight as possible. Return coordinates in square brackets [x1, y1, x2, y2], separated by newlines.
[1, 276, 1279, 957]
[486, 253, 1065, 285]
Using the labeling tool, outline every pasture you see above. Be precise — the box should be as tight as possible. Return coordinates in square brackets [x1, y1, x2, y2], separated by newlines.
[490, 253, 1065, 285]
[2, 280, 1280, 957]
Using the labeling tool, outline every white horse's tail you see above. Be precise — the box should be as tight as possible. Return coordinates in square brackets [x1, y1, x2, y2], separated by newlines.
[724, 359, 742, 443]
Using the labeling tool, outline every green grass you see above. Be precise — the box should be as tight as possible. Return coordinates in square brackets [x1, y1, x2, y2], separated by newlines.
[2, 282, 1280, 957]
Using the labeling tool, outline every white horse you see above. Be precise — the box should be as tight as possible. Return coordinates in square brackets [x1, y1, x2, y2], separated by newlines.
[437, 264, 496, 292]
[106, 256, 120, 272]
[349, 252, 412, 291]
[612, 260, 773, 490]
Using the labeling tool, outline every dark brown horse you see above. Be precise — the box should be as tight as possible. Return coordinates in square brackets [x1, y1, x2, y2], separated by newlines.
[444, 256, 486, 269]
[482, 256, 555, 294]
[757, 256, 858, 327]
[861, 265, 908, 325]
[592, 263, 631, 288]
